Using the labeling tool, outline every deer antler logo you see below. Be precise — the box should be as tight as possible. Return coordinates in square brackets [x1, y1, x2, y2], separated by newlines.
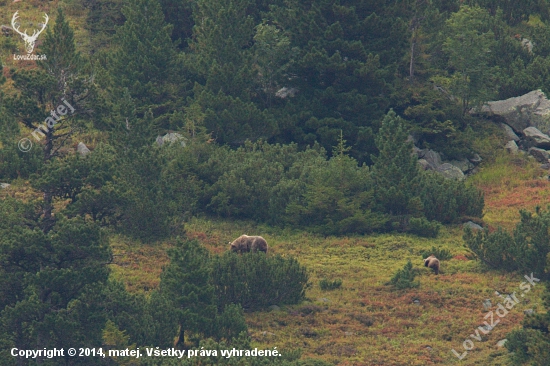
[11, 11, 49, 54]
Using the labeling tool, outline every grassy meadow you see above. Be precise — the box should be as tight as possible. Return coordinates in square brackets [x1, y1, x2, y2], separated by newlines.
[2, 1, 549, 364]
[107, 152, 550, 365]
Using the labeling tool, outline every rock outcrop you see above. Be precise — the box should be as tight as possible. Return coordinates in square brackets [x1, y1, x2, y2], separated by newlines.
[500, 123, 520, 141]
[505, 140, 519, 154]
[529, 147, 550, 163]
[156, 132, 187, 147]
[478, 90, 550, 134]
[436, 163, 465, 180]
[523, 127, 550, 149]
[77, 142, 91, 156]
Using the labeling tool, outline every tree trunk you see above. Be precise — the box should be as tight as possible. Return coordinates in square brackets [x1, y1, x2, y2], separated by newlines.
[41, 128, 55, 233]
[174, 323, 185, 349]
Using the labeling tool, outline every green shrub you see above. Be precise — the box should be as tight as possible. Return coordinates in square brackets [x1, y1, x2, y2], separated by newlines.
[202, 141, 325, 223]
[286, 152, 388, 235]
[389, 260, 420, 290]
[506, 283, 550, 365]
[213, 304, 248, 342]
[419, 246, 453, 261]
[464, 207, 550, 278]
[319, 278, 342, 291]
[407, 217, 442, 238]
[211, 252, 309, 311]
[419, 171, 484, 224]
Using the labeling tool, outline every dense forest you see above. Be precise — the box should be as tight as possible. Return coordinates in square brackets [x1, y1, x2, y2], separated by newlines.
[1, 0, 550, 365]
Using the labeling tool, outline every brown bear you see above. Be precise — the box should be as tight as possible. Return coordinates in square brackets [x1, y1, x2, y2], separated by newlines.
[250, 236, 268, 253]
[229, 235, 268, 254]
[424, 254, 440, 275]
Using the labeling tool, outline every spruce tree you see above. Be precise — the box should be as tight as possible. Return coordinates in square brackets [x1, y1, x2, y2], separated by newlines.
[371, 110, 421, 226]
[159, 238, 218, 348]
[0, 200, 111, 364]
[110, 0, 182, 122]
[185, 0, 278, 144]
[267, 0, 405, 163]
[38, 8, 82, 98]
[159, 0, 195, 48]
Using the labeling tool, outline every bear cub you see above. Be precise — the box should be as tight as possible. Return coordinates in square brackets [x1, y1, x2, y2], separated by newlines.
[424, 254, 440, 275]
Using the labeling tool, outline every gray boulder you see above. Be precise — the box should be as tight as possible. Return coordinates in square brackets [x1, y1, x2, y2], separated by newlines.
[464, 221, 483, 231]
[417, 159, 433, 171]
[156, 132, 186, 147]
[478, 90, 550, 133]
[0, 183, 10, 189]
[77, 142, 91, 157]
[529, 147, 550, 163]
[522, 38, 534, 54]
[449, 159, 474, 173]
[482, 299, 492, 311]
[275, 87, 298, 99]
[469, 154, 483, 164]
[419, 149, 442, 169]
[500, 123, 520, 141]
[436, 163, 465, 180]
[1, 25, 13, 36]
[523, 127, 550, 149]
[497, 339, 508, 348]
[505, 140, 519, 154]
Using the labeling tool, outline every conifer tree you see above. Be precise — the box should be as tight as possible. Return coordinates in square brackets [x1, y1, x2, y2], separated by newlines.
[185, 0, 278, 143]
[371, 110, 422, 226]
[0, 200, 111, 364]
[159, 238, 217, 348]
[9, 9, 96, 231]
[267, 0, 404, 163]
[38, 8, 82, 98]
[159, 0, 195, 48]
[110, 0, 182, 122]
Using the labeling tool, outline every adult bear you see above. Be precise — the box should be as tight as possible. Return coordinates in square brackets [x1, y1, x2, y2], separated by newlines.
[229, 235, 268, 254]
[424, 254, 440, 275]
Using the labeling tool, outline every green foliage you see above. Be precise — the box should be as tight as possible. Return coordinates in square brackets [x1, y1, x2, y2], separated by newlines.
[419, 246, 453, 261]
[212, 304, 248, 342]
[389, 260, 420, 290]
[0, 198, 111, 363]
[160, 237, 218, 345]
[286, 148, 388, 235]
[0, 109, 42, 179]
[407, 217, 442, 238]
[159, 0, 194, 48]
[464, 207, 550, 278]
[38, 8, 83, 84]
[83, 0, 125, 51]
[211, 252, 308, 311]
[418, 170, 484, 224]
[319, 278, 342, 291]
[267, 0, 402, 162]
[436, 5, 499, 113]
[201, 140, 324, 223]
[109, 0, 182, 123]
[253, 21, 292, 106]
[506, 282, 550, 364]
[372, 110, 420, 220]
